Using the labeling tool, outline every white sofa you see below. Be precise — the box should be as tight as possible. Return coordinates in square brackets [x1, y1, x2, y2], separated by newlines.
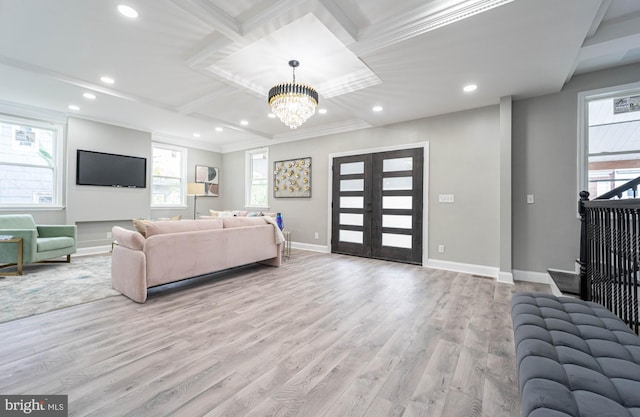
[111, 217, 283, 303]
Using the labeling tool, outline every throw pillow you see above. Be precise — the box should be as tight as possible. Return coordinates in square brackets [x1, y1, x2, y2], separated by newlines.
[132, 219, 151, 237]
[221, 217, 267, 228]
[145, 218, 223, 237]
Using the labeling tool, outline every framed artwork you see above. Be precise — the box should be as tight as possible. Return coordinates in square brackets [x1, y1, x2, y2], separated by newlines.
[195, 165, 219, 196]
[274, 157, 311, 198]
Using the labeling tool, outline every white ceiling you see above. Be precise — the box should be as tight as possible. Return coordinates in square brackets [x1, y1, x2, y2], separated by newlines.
[1, 0, 639, 153]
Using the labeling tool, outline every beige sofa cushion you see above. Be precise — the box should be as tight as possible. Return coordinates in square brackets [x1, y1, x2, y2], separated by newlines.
[221, 217, 267, 228]
[145, 219, 223, 237]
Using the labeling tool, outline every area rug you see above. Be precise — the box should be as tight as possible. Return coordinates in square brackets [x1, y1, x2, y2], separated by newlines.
[0, 254, 118, 323]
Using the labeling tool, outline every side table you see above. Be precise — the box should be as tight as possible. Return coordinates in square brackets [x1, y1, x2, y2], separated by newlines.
[282, 230, 291, 259]
[0, 236, 23, 276]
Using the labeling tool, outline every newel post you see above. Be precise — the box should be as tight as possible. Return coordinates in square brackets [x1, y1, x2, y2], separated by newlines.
[578, 191, 590, 300]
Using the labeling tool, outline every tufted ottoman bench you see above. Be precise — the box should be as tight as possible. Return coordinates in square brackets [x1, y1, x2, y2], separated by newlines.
[511, 292, 640, 417]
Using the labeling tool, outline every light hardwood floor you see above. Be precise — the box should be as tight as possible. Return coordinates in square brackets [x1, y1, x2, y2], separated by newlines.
[0, 250, 549, 417]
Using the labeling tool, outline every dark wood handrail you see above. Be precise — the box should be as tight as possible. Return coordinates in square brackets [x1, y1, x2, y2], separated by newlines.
[595, 175, 640, 200]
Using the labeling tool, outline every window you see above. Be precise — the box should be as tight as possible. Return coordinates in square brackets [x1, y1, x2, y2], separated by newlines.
[151, 144, 186, 206]
[246, 148, 268, 208]
[0, 115, 63, 207]
[578, 82, 640, 199]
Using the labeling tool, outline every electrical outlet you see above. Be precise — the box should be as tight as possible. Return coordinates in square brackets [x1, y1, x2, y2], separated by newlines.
[438, 244, 445, 253]
[106, 232, 112, 239]
[527, 194, 535, 204]
[438, 194, 455, 203]
[314, 232, 319, 240]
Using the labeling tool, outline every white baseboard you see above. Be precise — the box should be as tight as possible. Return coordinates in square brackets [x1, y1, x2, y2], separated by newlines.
[291, 242, 330, 253]
[498, 271, 514, 284]
[548, 277, 563, 297]
[76, 245, 112, 257]
[513, 269, 550, 284]
[424, 259, 499, 279]
[76, 243, 557, 295]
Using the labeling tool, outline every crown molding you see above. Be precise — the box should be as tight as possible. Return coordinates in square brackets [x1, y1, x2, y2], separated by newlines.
[153, 134, 223, 153]
[271, 118, 371, 142]
[0, 99, 67, 124]
[352, 0, 515, 56]
[171, 0, 243, 41]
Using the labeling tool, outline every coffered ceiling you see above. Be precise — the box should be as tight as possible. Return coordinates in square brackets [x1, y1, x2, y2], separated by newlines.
[0, 0, 639, 152]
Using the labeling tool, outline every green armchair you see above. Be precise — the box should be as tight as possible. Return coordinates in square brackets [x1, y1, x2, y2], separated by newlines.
[0, 214, 77, 275]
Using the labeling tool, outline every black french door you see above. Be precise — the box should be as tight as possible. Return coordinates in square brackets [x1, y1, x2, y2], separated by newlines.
[331, 148, 423, 264]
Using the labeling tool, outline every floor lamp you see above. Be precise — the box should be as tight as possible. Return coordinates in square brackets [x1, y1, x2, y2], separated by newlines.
[187, 182, 205, 219]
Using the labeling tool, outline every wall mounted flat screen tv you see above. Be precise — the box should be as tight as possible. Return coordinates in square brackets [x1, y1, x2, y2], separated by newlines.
[76, 149, 147, 188]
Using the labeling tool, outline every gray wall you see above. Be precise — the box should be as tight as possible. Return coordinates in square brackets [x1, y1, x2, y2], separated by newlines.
[223, 105, 501, 267]
[3, 117, 222, 249]
[66, 118, 152, 223]
[7, 61, 639, 272]
[152, 146, 224, 220]
[512, 62, 640, 273]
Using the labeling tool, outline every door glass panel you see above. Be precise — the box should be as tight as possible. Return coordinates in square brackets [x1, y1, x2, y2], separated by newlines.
[382, 233, 412, 248]
[340, 196, 364, 208]
[383, 157, 412, 172]
[383, 214, 412, 229]
[383, 177, 412, 190]
[340, 162, 364, 175]
[383, 196, 412, 209]
[340, 230, 363, 244]
[340, 213, 364, 226]
[340, 179, 364, 191]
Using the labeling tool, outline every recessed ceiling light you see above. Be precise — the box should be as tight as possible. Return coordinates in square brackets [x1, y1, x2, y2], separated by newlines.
[240, 120, 249, 126]
[215, 127, 223, 132]
[318, 108, 327, 114]
[117, 4, 139, 18]
[100, 76, 115, 85]
[372, 106, 383, 112]
[267, 113, 276, 119]
[193, 133, 200, 138]
[463, 84, 477, 93]
[68, 105, 80, 111]
[83, 92, 96, 100]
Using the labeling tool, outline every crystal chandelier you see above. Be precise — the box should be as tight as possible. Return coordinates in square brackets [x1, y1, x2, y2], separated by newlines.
[268, 60, 318, 129]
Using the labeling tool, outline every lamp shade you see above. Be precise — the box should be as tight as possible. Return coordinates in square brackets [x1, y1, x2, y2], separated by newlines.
[187, 182, 205, 196]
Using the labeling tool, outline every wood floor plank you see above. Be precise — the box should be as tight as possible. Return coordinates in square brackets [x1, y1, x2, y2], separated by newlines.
[0, 250, 551, 417]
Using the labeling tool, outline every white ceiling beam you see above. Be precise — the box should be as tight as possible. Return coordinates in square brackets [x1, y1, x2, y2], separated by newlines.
[242, 0, 305, 35]
[185, 36, 234, 68]
[316, 0, 358, 44]
[352, 0, 514, 56]
[583, 12, 640, 46]
[176, 85, 237, 115]
[171, 0, 243, 42]
[585, 0, 612, 38]
[0, 55, 176, 112]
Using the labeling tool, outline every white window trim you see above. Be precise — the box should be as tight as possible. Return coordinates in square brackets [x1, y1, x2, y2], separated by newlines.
[577, 80, 640, 201]
[0, 114, 64, 210]
[150, 142, 188, 208]
[245, 147, 269, 209]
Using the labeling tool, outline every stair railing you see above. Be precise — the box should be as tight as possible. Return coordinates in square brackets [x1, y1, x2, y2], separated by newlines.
[579, 187, 640, 333]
